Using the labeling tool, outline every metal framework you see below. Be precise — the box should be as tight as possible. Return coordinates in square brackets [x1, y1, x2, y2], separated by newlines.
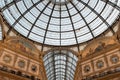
[43, 50, 78, 80]
[0, 0, 119, 47]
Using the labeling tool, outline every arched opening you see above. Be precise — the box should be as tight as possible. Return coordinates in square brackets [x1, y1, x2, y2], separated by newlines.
[43, 50, 78, 80]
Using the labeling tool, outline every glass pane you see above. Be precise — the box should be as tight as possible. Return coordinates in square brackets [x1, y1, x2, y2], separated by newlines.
[43, 50, 78, 80]
[0, 0, 119, 46]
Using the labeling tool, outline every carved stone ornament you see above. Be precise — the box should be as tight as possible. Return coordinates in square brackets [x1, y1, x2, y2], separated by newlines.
[3, 55, 12, 63]
[96, 60, 104, 69]
[31, 65, 37, 72]
[18, 60, 25, 68]
[84, 65, 90, 73]
[110, 55, 119, 64]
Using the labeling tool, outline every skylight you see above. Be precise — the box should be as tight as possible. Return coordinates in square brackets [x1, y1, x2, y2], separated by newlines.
[43, 50, 78, 80]
[0, 0, 120, 46]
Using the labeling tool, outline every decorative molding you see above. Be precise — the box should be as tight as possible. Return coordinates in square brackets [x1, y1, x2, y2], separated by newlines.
[81, 36, 119, 58]
[110, 54, 119, 64]
[18, 60, 26, 68]
[75, 43, 120, 80]
[96, 60, 104, 69]
[3, 54, 12, 63]
[84, 65, 91, 73]
[0, 42, 47, 80]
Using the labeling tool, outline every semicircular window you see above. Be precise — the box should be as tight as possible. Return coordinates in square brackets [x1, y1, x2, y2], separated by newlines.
[0, 0, 120, 46]
[43, 50, 78, 80]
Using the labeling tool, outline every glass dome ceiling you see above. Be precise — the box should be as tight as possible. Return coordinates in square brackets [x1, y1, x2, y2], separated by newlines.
[0, 0, 120, 46]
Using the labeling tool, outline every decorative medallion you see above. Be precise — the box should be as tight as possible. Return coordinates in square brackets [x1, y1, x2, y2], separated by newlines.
[110, 55, 119, 64]
[84, 65, 90, 73]
[96, 60, 104, 69]
[3, 55, 12, 63]
[18, 60, 25, 68]
[31, 65, 37, 72]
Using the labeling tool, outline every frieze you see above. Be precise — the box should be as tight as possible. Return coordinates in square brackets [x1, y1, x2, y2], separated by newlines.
[81, 36, 119, 58]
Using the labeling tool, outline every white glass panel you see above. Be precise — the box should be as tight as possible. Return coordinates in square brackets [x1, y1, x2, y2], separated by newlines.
[95, 1, 105, 13]
[16, 1, 27, 14]
[45, 38, 60, 45]
[32, 27, 45, 36]
[0, 0, 119, 46]
[9, 5, 21, 19]
[28, 33, 44, 42]
[106, 9, 119, 25]
[30, 7, 40, 18]
[23, 0, 33, 8]
[0, 0, 6, 8]
[93, 23, 108, 37]
[61, 32, 75, 39]
[3, 9, 15, 25]
[19, 18, 32, 30]
[77, 33, 93, 43]
[76, 26, 89, 36]
[101, 5, 113, 19]
[61, 38, 76, 46]
[24, 12, 36, 23]
[14, 23, 29, 36]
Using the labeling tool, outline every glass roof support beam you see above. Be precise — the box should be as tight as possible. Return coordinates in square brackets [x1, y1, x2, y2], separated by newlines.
[109, 27, 115, 35]
[1, 0, 22, 11]
[27, 1, 51, 38]
[47, 66, 74, 79]
[65, 3, 80, 52]
[48, 71, 73, 80]
[70, 1, 95, 38]
[59, 3, 62, 46]
[101, 0, 120, 11]
[41, 3, 56, 50]
[43, 51, 78, 80]
[64, 53, 68, 80]
[7, 0, 44, 35]
[45, 55, 53, 78]
[46, 66, 74, 76]
[53, 52, 56, 80]
[1, 0, 119, 46]
[45, 62, 75, 74]
[78, 0, 116, 35]
[47, 67, 74, 79]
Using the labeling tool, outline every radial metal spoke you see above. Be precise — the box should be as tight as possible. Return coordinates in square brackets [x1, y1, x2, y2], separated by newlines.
[65, 3, 80, 52]
[41, 2, 56, 49]
[72, 1, 95, 38]
[1, 0, 119, 46]
[78, 0, 116, 34]
[101, 0, 120, 11]
[27, 1, 51, 37]
[7, 0, 44, 35]
[1, 0, 22, 11]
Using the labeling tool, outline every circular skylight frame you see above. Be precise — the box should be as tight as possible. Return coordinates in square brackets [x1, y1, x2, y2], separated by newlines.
[0, 0, 120, 46]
